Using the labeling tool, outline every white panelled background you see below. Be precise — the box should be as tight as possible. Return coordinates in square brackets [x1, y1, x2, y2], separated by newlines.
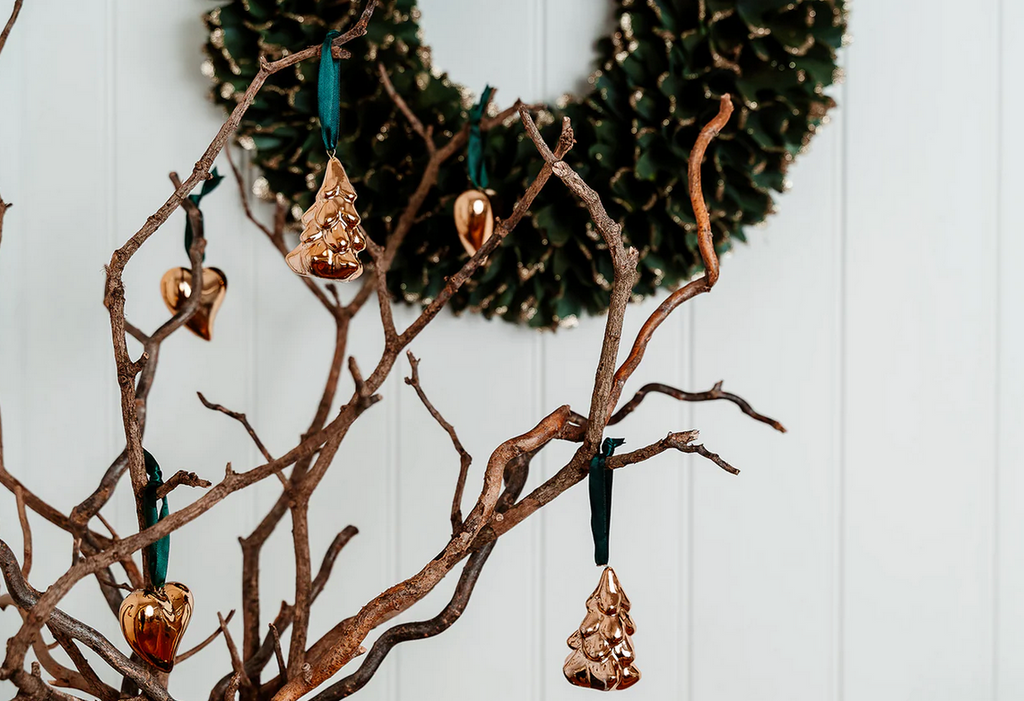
[0, 1, 1015, 700]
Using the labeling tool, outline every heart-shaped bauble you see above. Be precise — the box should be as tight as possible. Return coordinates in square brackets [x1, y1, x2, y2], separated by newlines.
[160, 267, 228, 341]
[118, 582, 194, 673]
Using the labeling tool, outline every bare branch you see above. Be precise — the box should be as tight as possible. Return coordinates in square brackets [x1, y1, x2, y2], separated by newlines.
[0, 0, 22, 57]
[219, 611, 253, 694]
[224, 673, 242, 701]
[603, 430, 739, 475]
[607, 95, 735, 416]
[13, 484, 30, 578]
[154, 470, 213, 500]
[197, 392, 274, 463]
[404, 352, 473, 534]
[311, 526, 359, 601]
[269, 624, 287, 684]
[175, 610, 235, 665]
[378, 63, 433, 151]
[610, 381, 786, 433]
[309, 542, 496, 701]
[47, 626, 119, 701]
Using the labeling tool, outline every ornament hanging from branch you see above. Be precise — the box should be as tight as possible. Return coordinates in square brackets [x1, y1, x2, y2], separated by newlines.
[563, 437, 642, 691]
[286, 30, 365, 281]
[160, 169, 227, 341]
[118, 451, 195, 673]
[453, 85, 495, 257]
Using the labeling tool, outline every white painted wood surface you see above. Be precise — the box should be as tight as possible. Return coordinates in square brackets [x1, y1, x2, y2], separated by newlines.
[0, 1, 1014, 700]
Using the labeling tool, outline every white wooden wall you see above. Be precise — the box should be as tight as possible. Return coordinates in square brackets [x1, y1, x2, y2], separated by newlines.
[0, 1, 1015, 700]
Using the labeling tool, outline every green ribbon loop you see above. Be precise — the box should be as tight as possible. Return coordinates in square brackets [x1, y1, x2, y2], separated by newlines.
[318, 30, 342, 153]
[589, 437, 625, 567]
[143, 450, 170, 589]
[183, 167, 223, 262]
[466, 85, 493, 190]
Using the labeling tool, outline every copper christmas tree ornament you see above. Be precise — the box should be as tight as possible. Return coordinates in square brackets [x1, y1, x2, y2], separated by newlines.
[453, 189, 494, 256]
[563, 567, 641, 691]
[160, 267, 228, 341]
[118, 582, 194, 673]
[286, 155, 365, 280]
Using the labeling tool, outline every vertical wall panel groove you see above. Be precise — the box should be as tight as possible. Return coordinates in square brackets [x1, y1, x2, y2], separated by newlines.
[993, 3, 1004, 699]
[996, 0, 1024, 697]
[832, 71, 849, 701]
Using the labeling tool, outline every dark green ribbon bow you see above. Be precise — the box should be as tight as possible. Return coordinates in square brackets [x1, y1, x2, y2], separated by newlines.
[318, 30, 342, 153]
[143, 450, 170, 588]
[183, 168, 223, 262]
[589, 437, 625, 567]
[466, 85, 493, 190]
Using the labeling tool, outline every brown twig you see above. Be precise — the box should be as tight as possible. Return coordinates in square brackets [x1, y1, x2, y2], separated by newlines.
[404, 352, 473, 534]
[310, 542, 496, 701]
[47, 627, 119, 701]
[604, 430, 739, 475]
[610, 381, 786, 432]
[606, 95, 734, 417]
[197, 392, 274, 463]
[219, 612, 253, 694]
[175, 610, 235, 665]
[13, 484, 31, 578]
[311, 526, 359, 601]
[269, 624, 287, 683]
[0, 0, 22, 56]
[154, 470, 213, 500]
[95, 576, 133, 593]
[224, 673, 242, 701]
[519, 106, 637, 456]
[378, 63, 433, 151]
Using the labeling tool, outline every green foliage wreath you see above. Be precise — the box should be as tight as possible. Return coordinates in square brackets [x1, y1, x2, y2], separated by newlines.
[203, 0, 846, 328]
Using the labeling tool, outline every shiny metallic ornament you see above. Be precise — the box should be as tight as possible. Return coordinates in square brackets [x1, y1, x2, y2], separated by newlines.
[160, 267, 228, 341]
[118, 582, 194, 673]
[563, 567, 640, 691]
[287, 156, 365, 280]
[453, 189, 494, 256]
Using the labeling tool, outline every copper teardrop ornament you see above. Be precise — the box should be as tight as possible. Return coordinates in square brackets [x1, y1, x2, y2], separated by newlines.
[286, 156, 365, 280]
[453, 189, 494, 256]
[118, 582, 194, 673]
[563, 567, 641, 691]
[160, 267, 228, 341]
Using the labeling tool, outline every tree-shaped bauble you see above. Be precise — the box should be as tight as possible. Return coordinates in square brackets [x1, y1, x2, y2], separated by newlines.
[286, 156, 366, 281]
[563, 567, 641, 691]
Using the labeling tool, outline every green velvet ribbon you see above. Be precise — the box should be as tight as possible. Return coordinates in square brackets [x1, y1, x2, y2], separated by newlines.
[318, 30, 342, 153]
[466, 85, 493, 190]
[183, 167, 223, 262]
[143, 450, 170, 589]
[589, 437, 625, 567]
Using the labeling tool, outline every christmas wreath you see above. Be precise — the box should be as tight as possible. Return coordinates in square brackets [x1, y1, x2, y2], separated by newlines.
[202, 0, 846, 328]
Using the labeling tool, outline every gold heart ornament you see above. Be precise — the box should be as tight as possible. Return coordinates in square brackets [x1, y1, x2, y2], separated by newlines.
[160, 267, 228, 341]
[118, 582, 194, 673]
[453, 189, 494, 256]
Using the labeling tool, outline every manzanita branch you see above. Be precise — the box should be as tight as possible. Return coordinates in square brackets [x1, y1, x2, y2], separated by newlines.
[0, 5, 777, 697]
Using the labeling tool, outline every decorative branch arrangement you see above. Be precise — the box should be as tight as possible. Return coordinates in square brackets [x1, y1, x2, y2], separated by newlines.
[0, 3, 784, 700]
